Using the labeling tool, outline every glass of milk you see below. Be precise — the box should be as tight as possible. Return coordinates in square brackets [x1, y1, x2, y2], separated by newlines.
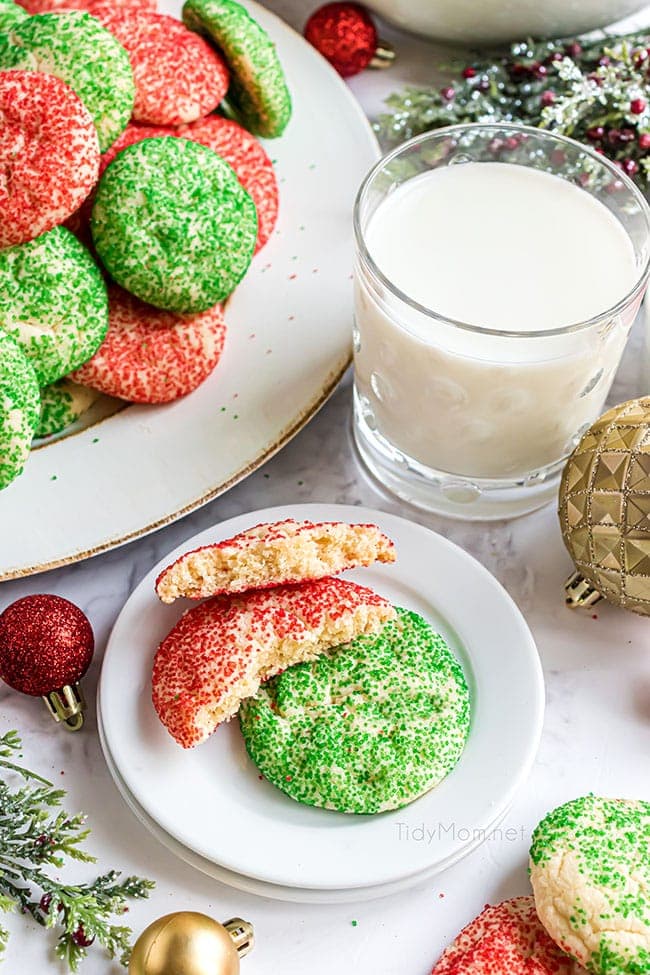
[353, 123, 650, 519]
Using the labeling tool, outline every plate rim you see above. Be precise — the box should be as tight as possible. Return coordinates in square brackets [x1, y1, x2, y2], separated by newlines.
[0, 358, 348, 581]
[0, 0, 379, 583]
[97, 702, 517, 903]
[99, 502, 545, 890]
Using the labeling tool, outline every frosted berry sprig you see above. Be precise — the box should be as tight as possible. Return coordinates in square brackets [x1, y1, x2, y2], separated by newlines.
[375, 31, 650, 187]
[0, 730, 154, 971]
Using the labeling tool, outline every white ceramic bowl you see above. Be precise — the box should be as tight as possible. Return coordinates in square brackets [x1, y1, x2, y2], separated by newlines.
[365, 0, 648, 44]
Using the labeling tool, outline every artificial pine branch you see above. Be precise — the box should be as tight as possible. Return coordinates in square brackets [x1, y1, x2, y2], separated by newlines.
[375, 30, 650, 185]
[0, 730, 154, 971]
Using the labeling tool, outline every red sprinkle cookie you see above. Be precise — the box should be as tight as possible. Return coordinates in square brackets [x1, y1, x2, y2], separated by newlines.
[0, 71, 99, 249]
[152, 577, 396, 748]
[155, 519, 396, 603]
[18, 0, 156, 13]
[432, 898, 585, 975]
[72, 286, 226, 404]
[91, 8, 229, 125]
[179, 116, 279, 252]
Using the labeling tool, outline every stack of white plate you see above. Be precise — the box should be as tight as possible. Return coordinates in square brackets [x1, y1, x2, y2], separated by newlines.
[98, 504, 544, 903]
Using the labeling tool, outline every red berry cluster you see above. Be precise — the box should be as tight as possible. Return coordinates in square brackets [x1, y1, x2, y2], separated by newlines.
[416, 32, 650, 190]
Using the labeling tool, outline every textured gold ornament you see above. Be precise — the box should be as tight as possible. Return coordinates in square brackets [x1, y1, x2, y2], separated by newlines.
[128, 912, 254, 975]
[558, 396, 650, 616]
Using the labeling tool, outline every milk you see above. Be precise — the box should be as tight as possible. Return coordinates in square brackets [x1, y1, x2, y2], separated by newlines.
[354, 162, 640, 481]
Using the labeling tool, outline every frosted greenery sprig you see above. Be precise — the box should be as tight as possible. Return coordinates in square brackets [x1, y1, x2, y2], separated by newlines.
[0, 730, 154, 971]
[375, 31, 650, 186]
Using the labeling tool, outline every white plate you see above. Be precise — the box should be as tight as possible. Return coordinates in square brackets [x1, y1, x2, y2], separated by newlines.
[0, 2, 379, 581]
[98, 706, 515, 903]
[99, 503, 545, 892]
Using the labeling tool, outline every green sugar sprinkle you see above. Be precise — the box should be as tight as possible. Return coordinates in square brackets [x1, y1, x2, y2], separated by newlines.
[182, 0, 291, 138]
[0, 12, 135, 151]
[531, 795, 650, 975]
[240, 609, 470, 815]
[35, 379, 99, 439]
[0, 331, 40, 491]
[0, 0, 27, 31]
[92, 138, 257, 313]
[0, 227, 107, 387]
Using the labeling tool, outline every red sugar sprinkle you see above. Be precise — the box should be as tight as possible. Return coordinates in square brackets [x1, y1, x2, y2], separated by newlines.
[0, 71, 99, 248]
[72, 286, 226, 404]
[151, 577, 393, 748]
[90, 7, 229, 125]
[20, 0, 156, 12]
[431, 897, 580, 974]
[178, 116, 279, 253]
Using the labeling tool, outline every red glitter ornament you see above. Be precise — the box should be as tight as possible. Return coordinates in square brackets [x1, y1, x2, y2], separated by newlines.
[304, 2, 380, 77]
[0, 595, 94, 731]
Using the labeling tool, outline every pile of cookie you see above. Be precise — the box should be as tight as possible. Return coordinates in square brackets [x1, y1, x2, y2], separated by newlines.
[151, 518, 471, 815]
[431, 793, 650, 975]
[0, 0, 290, 491]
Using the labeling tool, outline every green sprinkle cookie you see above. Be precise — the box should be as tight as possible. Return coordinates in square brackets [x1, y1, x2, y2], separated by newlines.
[182, 0, 291, 138]
[91, 138, 257, 313]
[530, 795, 650, 975]
[0, 0, 28, 31]
[240, 608, 470, 814]
[0, 12, 135, 150]
[35, 379, 100, 438]
[0, 227, 108, 387]
[0, 332, 40, 491]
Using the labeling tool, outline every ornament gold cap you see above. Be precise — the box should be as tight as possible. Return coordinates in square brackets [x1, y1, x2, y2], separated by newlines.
[42, 683, 85, 732]
[370, 40, 395, 69]
[565, 571, 603, 610]
[223, 919, 254, 958]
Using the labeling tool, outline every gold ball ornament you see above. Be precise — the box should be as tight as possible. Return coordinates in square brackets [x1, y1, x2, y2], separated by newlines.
[558, 396, 650, 616]
[128, 913, 254, 975]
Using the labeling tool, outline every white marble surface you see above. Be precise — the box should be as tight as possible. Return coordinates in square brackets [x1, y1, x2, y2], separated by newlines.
[3, 6, 650, 973]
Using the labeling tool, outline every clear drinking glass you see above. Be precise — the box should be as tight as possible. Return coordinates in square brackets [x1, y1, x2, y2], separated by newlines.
[353, 123, 650, 519]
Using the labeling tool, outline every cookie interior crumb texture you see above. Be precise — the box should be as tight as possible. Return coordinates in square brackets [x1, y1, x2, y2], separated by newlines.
[152, 578, 397, 748]
[155, 519, 396, 602]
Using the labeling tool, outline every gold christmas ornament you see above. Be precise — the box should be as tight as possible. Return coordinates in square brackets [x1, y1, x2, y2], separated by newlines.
[558, 396, 650, 616]
[128, 912, 254, 975]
